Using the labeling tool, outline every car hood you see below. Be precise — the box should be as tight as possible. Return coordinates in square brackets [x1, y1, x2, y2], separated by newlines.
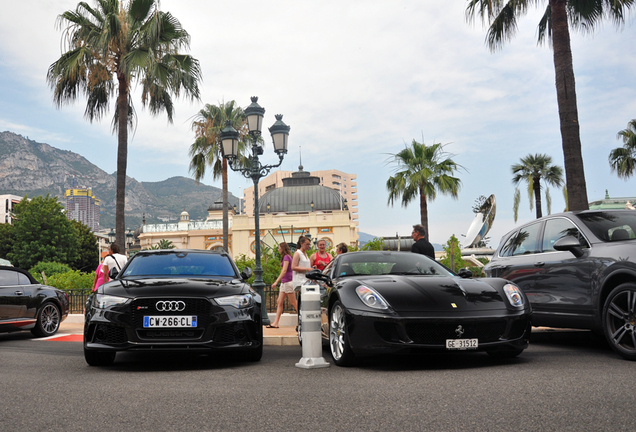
[100, 277, 250, 298]
[357, 275, 505, 312]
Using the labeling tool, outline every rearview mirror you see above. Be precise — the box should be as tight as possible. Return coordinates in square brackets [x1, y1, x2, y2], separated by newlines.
[240, 267, 253, 281]
[458, 268, 473, 279]
[553, 236, 585, 258]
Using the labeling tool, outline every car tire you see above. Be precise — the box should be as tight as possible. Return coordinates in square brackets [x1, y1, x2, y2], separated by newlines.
[603, 283, 636, 361]
[487, 349, 524, 359]
[84, 347, 116, 366]
[329, 301, 357, 366]
[31, 302, 61, 337]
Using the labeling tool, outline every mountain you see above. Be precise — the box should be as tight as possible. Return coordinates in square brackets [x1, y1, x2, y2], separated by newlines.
[0, 131, 238, 229]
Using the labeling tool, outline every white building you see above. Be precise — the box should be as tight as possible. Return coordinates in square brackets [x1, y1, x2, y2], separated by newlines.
[0, 194, 23, 224]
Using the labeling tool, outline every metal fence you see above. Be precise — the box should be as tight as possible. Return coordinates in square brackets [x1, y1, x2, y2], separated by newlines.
[67, 290, 91, 314]
[67, 286, 296, 315]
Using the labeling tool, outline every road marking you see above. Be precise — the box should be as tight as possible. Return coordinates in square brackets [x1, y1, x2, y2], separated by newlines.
[36, 334, 83, 342]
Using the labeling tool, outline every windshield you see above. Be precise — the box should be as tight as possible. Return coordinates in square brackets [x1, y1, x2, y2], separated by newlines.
[577, 211, 636, 242]
[122, 252, 237, 278]
[333, 252, 453, 277]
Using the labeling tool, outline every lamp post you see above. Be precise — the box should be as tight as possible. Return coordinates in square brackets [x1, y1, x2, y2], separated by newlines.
[221, 96, 290, 327]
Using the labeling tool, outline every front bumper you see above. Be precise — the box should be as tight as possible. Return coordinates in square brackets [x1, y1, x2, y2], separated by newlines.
[84, 297, 261, 353]
[343, 308, 531, 356]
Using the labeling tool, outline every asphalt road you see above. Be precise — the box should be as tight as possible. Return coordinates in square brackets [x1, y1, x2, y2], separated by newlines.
[1, 330, 635, 432]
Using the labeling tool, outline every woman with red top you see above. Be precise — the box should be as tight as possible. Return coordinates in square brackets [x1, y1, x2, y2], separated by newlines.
[310, 239, 332, 271]
[267, 242, 298, 328]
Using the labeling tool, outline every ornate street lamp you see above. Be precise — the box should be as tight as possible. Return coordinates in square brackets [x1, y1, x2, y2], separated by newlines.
[126, 230, 134, 250]
[107, 228, 116, 244]
[221, 96, 290, 326]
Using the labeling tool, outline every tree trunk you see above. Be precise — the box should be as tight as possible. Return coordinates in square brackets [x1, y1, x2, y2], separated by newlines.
[222, 157, 229, 252]
[419, 185, 429, 242]
[550, 0, 589, 211]
[115, 73, 129, 248]
[534, 177, 542, 219]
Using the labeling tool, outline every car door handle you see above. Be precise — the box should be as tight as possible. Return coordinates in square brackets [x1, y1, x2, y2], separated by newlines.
[14, 290, 24, 295]
[534, 262, 545, 267]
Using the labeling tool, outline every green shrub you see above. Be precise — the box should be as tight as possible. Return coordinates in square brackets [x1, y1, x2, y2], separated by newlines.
[468, 266, 485, 278]
[234, 246, 281, 286]
[29, 262, 73, 284]
[46, 270, 95, 292]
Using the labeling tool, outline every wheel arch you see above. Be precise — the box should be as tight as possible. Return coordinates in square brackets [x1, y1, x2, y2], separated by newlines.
[599, 270, 636, 315]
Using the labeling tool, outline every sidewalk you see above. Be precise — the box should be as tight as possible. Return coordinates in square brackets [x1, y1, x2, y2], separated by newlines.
[59, 314, 300, 346]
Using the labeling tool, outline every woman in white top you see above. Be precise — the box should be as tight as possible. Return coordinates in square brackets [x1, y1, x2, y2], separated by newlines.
[292, 236, 312, 289]
[102, 243, 128, 283]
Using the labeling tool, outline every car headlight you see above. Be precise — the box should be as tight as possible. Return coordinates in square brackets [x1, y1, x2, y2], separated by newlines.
[95, 294, 130, 309]
[355, 285, 390, 310]
[503, 284, 525, 307]
[216, 294, 253, 308]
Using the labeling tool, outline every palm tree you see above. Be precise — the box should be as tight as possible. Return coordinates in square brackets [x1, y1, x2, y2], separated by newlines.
[511, 154, 564, 221]
[47, 0, 201, 247]
[466, 0, 634, 213]
[386, 140, 463, 242]
[156, 239, 175, 249]
[609, 119, 636, 179]
[189, 101, 247, 252]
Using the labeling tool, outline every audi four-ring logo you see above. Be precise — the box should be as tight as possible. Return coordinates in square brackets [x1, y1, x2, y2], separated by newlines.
[156, 301, 186, 312]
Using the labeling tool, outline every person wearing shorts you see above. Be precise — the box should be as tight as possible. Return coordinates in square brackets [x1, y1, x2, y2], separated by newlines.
[268, 242, 298, 328]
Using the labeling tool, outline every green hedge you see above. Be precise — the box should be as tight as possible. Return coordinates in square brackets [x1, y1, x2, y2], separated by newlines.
[46, 270, 95, 291]
[29, 261, 73, 284]
[29, 261, 94, 291]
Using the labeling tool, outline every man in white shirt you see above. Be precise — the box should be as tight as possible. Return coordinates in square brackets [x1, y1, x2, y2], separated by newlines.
[102, 243, 128, 283]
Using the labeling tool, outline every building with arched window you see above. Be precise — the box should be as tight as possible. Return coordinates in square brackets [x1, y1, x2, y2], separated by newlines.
[137, 167, 358, 257]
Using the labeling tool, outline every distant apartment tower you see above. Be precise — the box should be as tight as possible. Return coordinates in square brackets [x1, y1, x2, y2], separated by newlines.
[243, 168, 358, 226]
[0, 194, 23, 224]
[65, 188, 100, 231]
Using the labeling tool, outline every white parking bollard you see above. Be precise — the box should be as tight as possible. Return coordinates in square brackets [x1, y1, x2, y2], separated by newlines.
[295, 283, 330, 369]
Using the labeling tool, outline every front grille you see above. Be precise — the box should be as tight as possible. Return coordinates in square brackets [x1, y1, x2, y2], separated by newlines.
[406, 320, 507, 344]
[94, 324, 127, 344]
[130, 298, 212, 330]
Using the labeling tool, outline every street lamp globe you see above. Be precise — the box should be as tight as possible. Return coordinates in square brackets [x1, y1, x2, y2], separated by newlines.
[244, 96, 265, 134]
[269, 114, 290, 155]
[220, 121, 240, 160]
[108, 228, 116, 244]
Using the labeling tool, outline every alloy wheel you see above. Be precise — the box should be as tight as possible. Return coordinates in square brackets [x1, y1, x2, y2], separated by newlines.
[605, 286, 636, 359]
[329, 303, 346, 361]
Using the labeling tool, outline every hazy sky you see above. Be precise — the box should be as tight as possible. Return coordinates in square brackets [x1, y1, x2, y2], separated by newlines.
[0, 1, 634, 246]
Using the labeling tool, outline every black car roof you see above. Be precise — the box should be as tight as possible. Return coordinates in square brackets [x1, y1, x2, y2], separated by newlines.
[0, 265, 38, 284]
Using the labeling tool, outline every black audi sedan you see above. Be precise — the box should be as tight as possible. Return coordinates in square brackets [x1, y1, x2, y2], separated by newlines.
[302, 251, 531, 366]
[0, 266, 69, 337]
[484, 210, 636, 360]
[84, 249, 262, 366]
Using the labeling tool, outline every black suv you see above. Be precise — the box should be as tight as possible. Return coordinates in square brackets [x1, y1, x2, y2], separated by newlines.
[484, 210, 636, 360]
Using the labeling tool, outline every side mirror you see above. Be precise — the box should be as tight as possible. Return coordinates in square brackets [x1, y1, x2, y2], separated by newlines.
[458, 268, 473, 279]
[240, 267, 253, 281]
[553, 236, 585, 258]
[108, 267, 119, 280]
[305, 269, 334, 287]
